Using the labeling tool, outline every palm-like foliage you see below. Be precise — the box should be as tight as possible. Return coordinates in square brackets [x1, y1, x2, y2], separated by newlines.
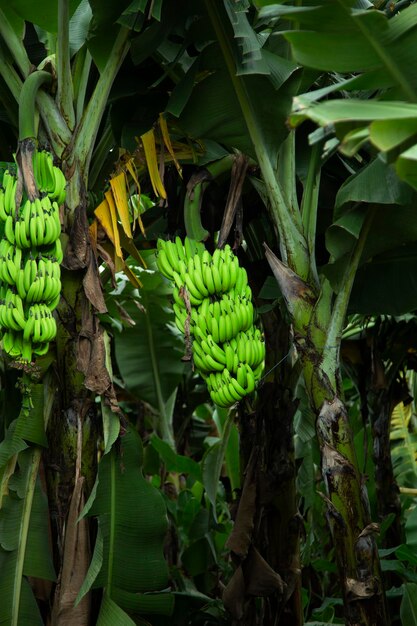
[1, 1, 417, 625]
[391, 400, 417, 489]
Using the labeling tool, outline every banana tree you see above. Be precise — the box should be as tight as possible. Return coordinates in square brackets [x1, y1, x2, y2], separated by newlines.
[126, 1, 417, 623]
[0, 1, 179, 624]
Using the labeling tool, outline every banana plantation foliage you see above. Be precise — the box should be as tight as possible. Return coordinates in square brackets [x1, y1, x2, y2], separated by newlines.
[2, 1, 417, 625]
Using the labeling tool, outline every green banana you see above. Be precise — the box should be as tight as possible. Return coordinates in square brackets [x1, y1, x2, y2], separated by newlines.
[156, 236, 265, 405]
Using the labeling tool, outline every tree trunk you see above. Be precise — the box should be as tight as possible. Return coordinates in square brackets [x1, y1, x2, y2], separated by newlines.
[316, 397, 389, 626]
[44, 203, 105, 621]
[225, 312, 302, 625]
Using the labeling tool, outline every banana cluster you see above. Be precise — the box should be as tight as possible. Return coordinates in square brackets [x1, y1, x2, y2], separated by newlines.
[33, 150, 67, 205]
[0, 153, 65, 362]
[156, 237, 265, 408]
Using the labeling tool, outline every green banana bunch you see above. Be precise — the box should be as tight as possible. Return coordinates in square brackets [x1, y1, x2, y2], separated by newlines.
[0, 150, 65, 362]
[7, 196, 61, 248]
[0, 170, 17, 221]
[156, 237, 265, 408]
[32, 149, 67, 204]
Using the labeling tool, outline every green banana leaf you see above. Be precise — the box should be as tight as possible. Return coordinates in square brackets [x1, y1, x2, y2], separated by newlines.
[79, 427, 174, 619]
[113, 261, 186, 445]
[213, 406, 240, 494]
[0, 449, 56, 626]
[0, 383, 47, 480]
[96, 595, 136, 626]
[260, 2, 417, 99]
[335, 157, 413, 216]
[390, 402, 417, 490]
[400, 583, 417, 626]
[174, 39, 296, 163]
[128, 0, 296, 164]
[0, 0, 82, 33]
[150, 435, 202, 482]
[113, 264, 185, 406]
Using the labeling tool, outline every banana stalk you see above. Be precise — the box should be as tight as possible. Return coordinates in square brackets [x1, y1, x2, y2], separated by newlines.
[264, 215, 389, 624]
[17, 71, 52, 203]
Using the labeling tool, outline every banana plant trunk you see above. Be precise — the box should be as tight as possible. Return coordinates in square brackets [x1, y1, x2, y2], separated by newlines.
[251, 313, 301, 626]
[44, 194, 106, 622]
[265, 245, 389, 626]
[223, 303, 302, 625]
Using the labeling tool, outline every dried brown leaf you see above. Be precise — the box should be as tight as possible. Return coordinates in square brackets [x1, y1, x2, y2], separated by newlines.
[51, 477, 91, 626]
[218, 154, 248, 249]
[226, 450, 258, 557]
[244, 547, 286, 597]
[83, 249, 107, 314]
[64, 205, 89, 269]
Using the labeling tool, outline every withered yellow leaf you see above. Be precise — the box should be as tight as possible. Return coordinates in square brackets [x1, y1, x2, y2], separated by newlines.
[125, 159, 146, 237]
[95, 195, 123, 259]
[122, 261, 142, 289]
[140, 129, 167, 199]
[109, 172, 133, 239]
[118, 225, 147, 269]
[89, 219, 98, 257]
[125, 158, 140, 192]
[159, 113, 182, 176]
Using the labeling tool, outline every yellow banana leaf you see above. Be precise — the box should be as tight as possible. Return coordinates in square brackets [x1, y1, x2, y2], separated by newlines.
[124, 159, 146, 237]
[89, 219, 98, 257]
[140, 129, 167, 199]
[95, 195, 123, 259]
[118, 225, 147, 269]
[121, 261, 142, 289]
[159, 113, 182, 176]
[110, 172, 133, 239]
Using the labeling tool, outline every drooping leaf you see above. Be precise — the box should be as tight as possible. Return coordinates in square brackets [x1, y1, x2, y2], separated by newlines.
[159, 113, 182, 175]
[290, 98, 417, 184]
[0, 0, 83, 32]
[95, 196, 123, 259]
[0, 422, 28, 470]
[262, 2, 417, 102]
[129, 2, 179, 67]
[150, 435, 202, 482]
[201, 411, 235, 513]
[324, 204, 417, 297]
[114, 262, 186, 410]
[396, 544, 417, 567]
[110, 172, 133, 239]
[140, 129, 167, 200]
[400, 583, 417, 626]
[335, 157, 413, 213]
[51, 477, 91, 624]
[96, 595, 136, 626]
[111, 587, 175, 616]
[0, 451, 55, 579]
[213, 406, 240, 493]
[13, 385, 47, 448]
[0, 449, 56, 626]
[84, 428, 173, 617]
[76, 523, 104, 603]
[0, 565, 43, 626]
[175, 39, 295, 162]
